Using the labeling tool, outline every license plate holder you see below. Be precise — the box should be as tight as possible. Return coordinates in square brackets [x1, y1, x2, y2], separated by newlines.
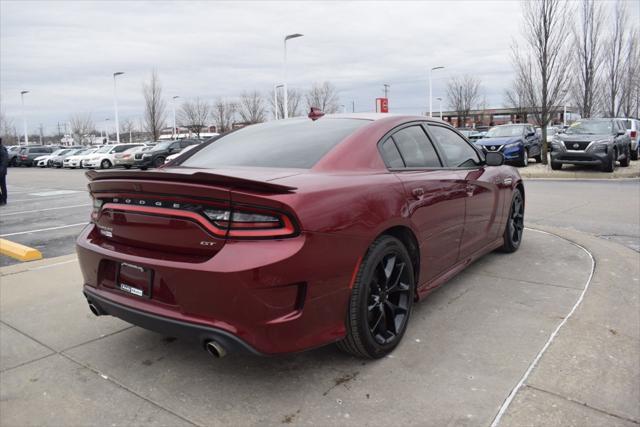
[116, 262, 153, 299]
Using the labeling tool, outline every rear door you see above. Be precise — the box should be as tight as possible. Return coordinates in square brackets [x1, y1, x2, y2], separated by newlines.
[379, 123, 467, 286]
[427, 124, 503, 260]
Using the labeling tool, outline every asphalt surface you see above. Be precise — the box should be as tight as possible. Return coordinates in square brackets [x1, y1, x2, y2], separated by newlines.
[1, 167, 638, 266]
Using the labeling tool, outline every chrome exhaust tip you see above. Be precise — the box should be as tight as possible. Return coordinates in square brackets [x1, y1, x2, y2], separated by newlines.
[205, 340, 227, 359]
[88, 303, 101, 316]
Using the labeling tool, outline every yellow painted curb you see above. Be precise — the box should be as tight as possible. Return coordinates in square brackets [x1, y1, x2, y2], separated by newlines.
[0, 238, 43, 262]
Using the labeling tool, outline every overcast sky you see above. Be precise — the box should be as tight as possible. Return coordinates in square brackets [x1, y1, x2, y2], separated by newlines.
[1, 0, 636, 135]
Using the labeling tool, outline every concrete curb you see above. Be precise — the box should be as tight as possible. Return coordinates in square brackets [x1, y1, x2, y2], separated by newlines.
[0, 253, 77, 277]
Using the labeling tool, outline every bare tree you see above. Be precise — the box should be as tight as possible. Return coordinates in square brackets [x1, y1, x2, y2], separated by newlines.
[602, 0, 630, 117]
[0, 111, 17, 145]
[180, 98, 210, 138]
[212, 99, 237, 133]
[69, 113, 95, 145]
[142, 69, 167, 141]
[504, 75, 529, 122]
[619, 28, 639, 117]
[269, 87, 303, 118]
[571, 0, 605, 118]
[119, 118, 136, 142]
[238, 91, 266, 124]
[305, 82, 340, 114]
[446, 75, 482, 127]
[513, 0, 573, 164]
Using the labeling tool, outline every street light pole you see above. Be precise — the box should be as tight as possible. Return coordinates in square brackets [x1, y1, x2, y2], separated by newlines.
[172, 96, 180, 139]
[113, 72, 124, 143]
[429, 66, 444, 118]
[104, 118, 110, 144]
[20, 90, 29, 145]
[283, 33, 303, 119]
[436, 97, 443, 119]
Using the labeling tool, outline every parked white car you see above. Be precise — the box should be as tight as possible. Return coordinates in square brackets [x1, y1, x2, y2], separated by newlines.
[63, 147, 98, 169]
[83, 143, 144, 169]
[35, 148, 72, 167]
[164, 143, 199, 164]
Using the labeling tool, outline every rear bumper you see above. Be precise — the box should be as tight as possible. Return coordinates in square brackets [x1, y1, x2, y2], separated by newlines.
[76, 224, 366, 355]
[84, 287, 262, 355]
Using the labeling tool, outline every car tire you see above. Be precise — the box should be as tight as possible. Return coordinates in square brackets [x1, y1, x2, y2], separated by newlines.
[631, 146, 639, 161]
[337, 235, 415, 359]
[100, 159, 112, 169]
[619, 146, 630, 167]
[9, 158, 17, 167]
[499, 188, 524, 253]
[550, 161, 562, 170]
[534, 151, 542, 163]
[602, 151, 615, 172]
[124, 165, 131, 169]
[518, 148, 528, 167]
[152, 156, 166, 168]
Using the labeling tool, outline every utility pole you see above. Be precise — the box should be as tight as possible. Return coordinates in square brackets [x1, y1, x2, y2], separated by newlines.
[38, 124, 44, 144]
[57, 122, 62, 137]
[383, 84, 390, 99]
[352, 100, 355, 113]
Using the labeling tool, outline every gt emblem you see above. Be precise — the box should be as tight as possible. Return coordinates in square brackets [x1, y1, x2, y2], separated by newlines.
[200, 241, 216, 246]
[573, 143, 579, 149]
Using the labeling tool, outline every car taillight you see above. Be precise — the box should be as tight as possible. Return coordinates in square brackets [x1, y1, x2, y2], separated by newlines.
[203, 207, 296, 238]
[631, 131, 637, 138]
[20, 155, 27, 160]
[90, 197, 103, 222]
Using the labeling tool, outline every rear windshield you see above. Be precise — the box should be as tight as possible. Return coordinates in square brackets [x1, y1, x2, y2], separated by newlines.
[180, 118, 369, 169]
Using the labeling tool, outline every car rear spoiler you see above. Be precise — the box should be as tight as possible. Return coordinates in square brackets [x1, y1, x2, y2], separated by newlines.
[86, 168, 297, 193]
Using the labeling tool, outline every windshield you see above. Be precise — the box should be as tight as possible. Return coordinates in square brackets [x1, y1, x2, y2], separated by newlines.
[566, 120, 612, 135]
[51, 149, 67, 156]
[73, 149, 90, 155]
[95, 145, 114, 153]
[153, 141, 173, 150]
[485, 125, 524, 138]
[180, 118, 369, 169]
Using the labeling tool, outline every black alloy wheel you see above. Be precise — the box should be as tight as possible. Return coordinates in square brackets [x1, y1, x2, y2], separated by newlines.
[499, 188, 524, 253]
[153, 156, 165, 168]
[337, 235, 415, 358]
[100, 159, 111, 169]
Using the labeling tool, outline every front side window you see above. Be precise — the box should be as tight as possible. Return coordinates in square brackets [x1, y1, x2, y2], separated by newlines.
[390, 125, 441, 168]
[181, 118, 369, 169]
[428, 125, 480, 168]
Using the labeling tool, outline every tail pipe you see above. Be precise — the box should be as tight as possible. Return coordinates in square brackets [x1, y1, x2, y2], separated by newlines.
[88, 302, 103, 316]
[204, 340, 227, 359]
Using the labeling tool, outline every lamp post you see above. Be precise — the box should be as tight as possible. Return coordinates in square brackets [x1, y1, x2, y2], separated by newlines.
[436, 97, 443, 119]
[172, 96, 180, 139]
[429, 66, 444, 118]
[104, 118, 110, 144]
[283, 33, 303, 119]
[273, 84, 284, 120]
[113, 72, 124, 143]
[20, 90, 29, 145]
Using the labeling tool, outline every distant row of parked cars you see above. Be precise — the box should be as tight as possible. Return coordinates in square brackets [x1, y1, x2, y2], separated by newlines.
[457, 117, 639, 172]
[6, 137, 211, 171]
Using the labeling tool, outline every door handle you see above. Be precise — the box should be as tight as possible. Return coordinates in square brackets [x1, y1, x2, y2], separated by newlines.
[412, 188, 425, 199]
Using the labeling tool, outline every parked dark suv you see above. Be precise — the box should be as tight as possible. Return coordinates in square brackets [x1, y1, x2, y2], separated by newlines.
[15, 146, 54, 166]
[550, 119, 631, 172]
[473, 124, 541, 166]
[133, 139, 200, 169]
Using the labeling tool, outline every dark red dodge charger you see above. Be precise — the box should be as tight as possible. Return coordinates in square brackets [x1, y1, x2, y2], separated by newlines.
[78, 113, 524, 359]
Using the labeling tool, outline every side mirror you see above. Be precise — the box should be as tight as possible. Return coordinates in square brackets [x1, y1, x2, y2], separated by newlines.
[527, 131, 535, 137]
[617, 129, 625, 136]
[485, 151, 505, 167]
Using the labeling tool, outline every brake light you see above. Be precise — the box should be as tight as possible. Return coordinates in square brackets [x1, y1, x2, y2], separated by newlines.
[20, 155, 27, 160]
[631, 131, 637, 138]
[203, 208, 296, 238]
[90, 197, 103, 222]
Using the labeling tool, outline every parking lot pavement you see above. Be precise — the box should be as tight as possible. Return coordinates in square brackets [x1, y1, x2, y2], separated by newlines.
[5, 229, 629, 427]
[0, 168, 91, 267]
[518, 159, 640, 179]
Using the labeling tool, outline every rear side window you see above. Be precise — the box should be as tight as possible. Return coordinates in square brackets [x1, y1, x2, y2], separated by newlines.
[181, 119, 369, 169]
[380, 139, 405, 168]
[391, 125, 441, 168]
[428, 125, 480, 168]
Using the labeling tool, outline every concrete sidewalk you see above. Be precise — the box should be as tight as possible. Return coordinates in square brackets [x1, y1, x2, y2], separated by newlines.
[499, 226, 640, 426]
[519, 160, 640, 179]
[0, 228, 638, 426]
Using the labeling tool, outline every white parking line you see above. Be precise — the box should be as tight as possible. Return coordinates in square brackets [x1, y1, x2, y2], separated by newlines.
[490, 228, 596, 427]
[0, 204, 91, 217]
[0, 222, 88, 237]
[8, 192, 88, 202]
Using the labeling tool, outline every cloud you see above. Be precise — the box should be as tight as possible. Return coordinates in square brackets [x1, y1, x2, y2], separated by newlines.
[2, 0, 534, 133]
